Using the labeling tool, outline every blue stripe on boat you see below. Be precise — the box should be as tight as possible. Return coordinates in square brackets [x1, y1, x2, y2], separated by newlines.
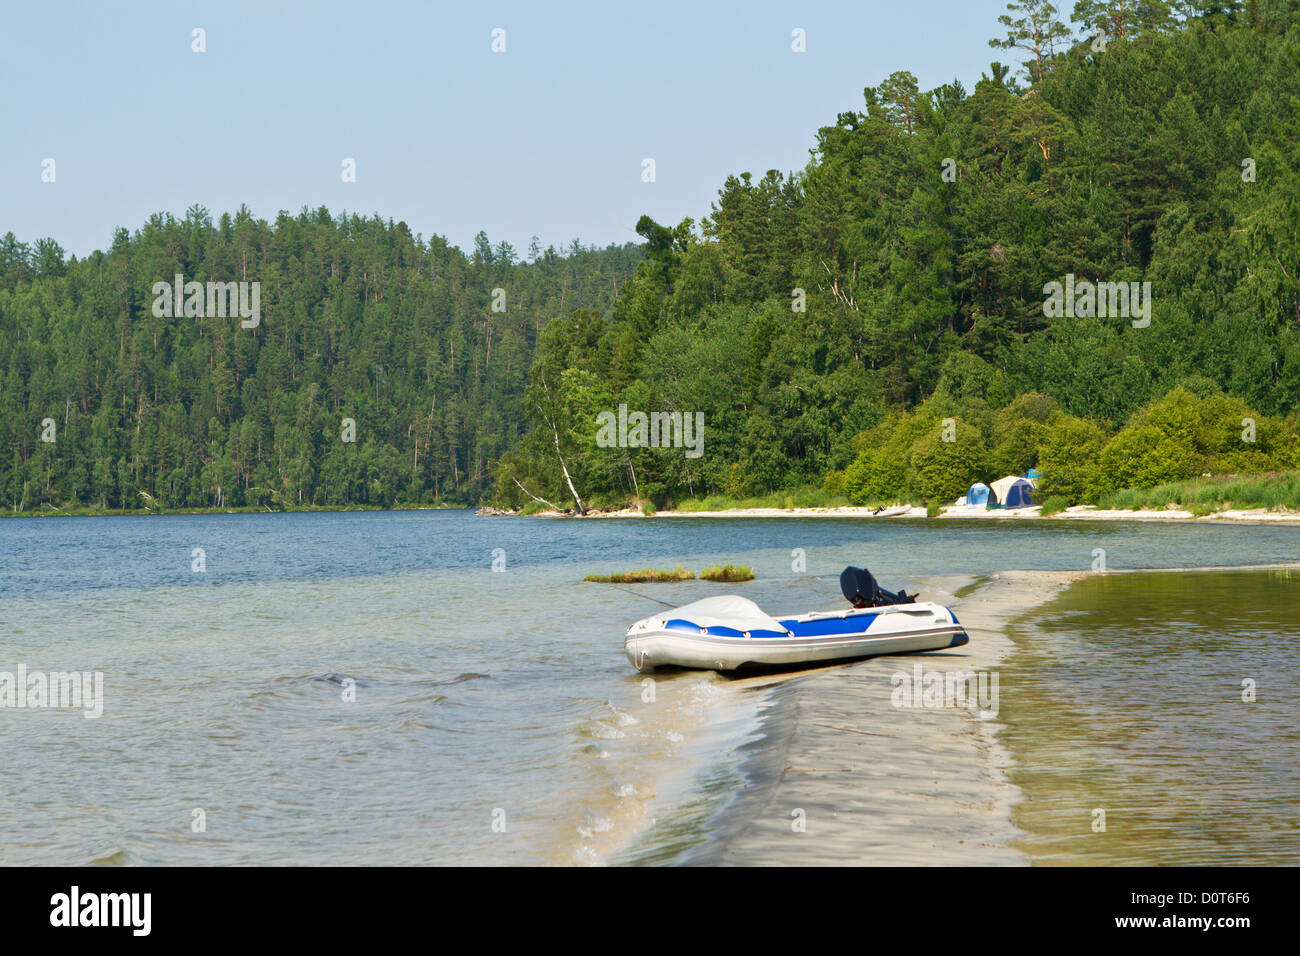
[778, 617, 874, 637]
[664, 615, 892, 639]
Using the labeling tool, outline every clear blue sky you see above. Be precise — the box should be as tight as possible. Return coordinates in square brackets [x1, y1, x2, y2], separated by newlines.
[2, 0, 1032, 259]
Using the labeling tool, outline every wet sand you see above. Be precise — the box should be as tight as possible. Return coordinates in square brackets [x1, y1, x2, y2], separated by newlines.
[701, 562, 1300, 865]
[702, 570, 1087, 866]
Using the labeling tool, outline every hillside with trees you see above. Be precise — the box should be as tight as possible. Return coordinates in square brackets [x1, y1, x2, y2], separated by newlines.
[496, 0, 1300, 513]
[6, 2, 1300, 517]
[0, 208, 640, 511]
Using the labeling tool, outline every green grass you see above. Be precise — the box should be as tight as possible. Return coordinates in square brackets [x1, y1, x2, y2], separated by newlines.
[583, 563, 754, 583]
[671, 486, 854, 512]
[1096, 471, 1300, 514]
[698, 564, 754, 582]
[1040, 495, 1071, 516]
[583, 566, 695, 583]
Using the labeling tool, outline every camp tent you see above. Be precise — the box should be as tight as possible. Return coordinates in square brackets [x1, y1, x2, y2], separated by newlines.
[965, 482, 990, 506]
[991, 475, 1034, 508]
[1002, 479, 1034, 508]
[1025, 468, 1041, 482]
[990, 475, 1019, 502]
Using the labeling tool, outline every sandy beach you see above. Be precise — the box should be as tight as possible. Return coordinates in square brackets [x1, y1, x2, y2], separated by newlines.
[499, 504, 1300, 523]
[691, 569, 1086, 865]
[696, 561, 1300, 865]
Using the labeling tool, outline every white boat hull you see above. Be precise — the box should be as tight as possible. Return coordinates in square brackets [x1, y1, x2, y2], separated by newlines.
[625, 601, 968, 673]
[871, 505, 912, 517]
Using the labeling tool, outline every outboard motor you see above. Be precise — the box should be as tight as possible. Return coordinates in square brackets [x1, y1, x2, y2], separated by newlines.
[840, 566, 916, 608]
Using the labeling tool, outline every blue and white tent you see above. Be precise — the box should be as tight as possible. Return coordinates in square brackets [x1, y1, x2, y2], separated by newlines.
[991, 475, 1035, 508]
[965, 482, 990, 506]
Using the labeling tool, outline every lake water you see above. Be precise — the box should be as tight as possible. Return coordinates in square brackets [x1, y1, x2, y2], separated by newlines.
[0, 510, 1295, 864]
[1004, 567, 1300, 864]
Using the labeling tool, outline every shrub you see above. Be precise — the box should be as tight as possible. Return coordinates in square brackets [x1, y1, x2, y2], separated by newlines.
[843, 410, 930, 503]
[641, 482, 667, 507]
[1037, 415, 1107, 502]
[1040, 495, 1070, 516]
[1098, 423, 1196, 492]
[1097, 387, 1298, 488]
[909, 419, 987, 503]
[988, 392, 1058, 476]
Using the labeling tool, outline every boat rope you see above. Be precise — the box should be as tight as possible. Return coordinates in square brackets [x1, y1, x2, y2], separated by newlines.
[609, 584, 678, 609]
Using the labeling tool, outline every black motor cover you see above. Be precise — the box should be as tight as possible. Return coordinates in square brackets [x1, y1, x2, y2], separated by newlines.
[840, 566, 916, 608]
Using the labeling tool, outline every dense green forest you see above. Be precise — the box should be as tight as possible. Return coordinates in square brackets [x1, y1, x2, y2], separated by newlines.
[496, 0, 1300, 512]
[0, 208, 640, 510]
[6, 2, 1300, 516]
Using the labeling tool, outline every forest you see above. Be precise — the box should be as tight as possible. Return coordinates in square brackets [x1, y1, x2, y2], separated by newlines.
[4, 2, 1299, 516]
[0, 209, 640, 511]
[495, 0, 1300, 513]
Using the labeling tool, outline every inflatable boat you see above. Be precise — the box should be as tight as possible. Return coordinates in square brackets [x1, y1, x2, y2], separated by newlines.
[870, 504, 912, 517]
[625, 567, 969, 673]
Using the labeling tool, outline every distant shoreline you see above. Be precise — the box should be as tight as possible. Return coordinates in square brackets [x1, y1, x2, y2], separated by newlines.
[487, 503, 1300, 524]
[12, 501, 1299, 524]
[0, 503, 468, 519]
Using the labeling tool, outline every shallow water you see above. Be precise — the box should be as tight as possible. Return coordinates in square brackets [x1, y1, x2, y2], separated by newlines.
[0, 510, 1295, 864]
[1003, 568, 1300, 865]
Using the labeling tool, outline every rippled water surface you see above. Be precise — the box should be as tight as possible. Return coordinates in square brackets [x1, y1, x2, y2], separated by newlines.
[1004, 568, 1300, 864]
[0, 510, 1295, 864]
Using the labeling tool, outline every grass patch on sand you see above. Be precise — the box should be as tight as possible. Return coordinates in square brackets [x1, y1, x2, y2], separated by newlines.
[698, 564, 755, 582]
[584, 564, 754, 583]
[671, 487, 851, 512]
[583, 566, 695, 583]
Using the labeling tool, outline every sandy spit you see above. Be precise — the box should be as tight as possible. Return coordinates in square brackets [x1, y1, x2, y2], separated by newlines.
[688, 569, 1087, 866]
[693, 561, 1300, 866]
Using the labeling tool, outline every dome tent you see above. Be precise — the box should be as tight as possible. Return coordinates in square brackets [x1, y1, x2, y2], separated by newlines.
[1002, 479, 1034, 508]
[965, 482, 990, 506]
[991, 475, 1034, 508]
